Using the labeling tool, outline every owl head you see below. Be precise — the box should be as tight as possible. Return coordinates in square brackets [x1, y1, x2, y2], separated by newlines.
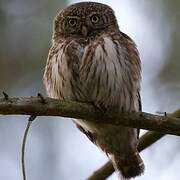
[53, 2, 119, 41]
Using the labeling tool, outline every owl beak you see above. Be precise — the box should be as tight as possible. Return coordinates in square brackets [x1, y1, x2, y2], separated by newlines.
[81, 25, 88, 37]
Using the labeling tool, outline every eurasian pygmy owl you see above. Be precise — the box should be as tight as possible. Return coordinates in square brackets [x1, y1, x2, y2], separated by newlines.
[43, 2, 144, 179]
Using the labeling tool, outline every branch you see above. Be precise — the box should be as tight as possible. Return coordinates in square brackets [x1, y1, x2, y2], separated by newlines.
[87, 109, 180, 180]
[1, 95, 180, 179]
[0, 96, 180, 136]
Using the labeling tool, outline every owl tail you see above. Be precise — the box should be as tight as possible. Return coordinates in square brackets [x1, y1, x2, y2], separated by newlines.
[111, 151, 144, 179]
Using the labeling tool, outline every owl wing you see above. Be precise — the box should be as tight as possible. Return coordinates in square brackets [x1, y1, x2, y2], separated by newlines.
[76, 123, 96, 144]
[137, 91, 142, 138]
[121, 32, 142, 139]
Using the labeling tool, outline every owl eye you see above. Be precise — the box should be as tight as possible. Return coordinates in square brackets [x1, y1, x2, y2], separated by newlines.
[68, 18, 77, 27]
[91, 15, 100, 24]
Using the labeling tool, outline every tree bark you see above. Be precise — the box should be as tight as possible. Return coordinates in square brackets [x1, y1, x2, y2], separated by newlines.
[0, 96, 180, 136]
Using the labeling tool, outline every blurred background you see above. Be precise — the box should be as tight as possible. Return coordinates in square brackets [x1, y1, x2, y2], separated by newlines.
[0, 0, 179, 179]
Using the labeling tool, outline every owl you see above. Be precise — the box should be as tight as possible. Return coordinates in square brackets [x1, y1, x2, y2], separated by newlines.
[43, 2, 144, 179]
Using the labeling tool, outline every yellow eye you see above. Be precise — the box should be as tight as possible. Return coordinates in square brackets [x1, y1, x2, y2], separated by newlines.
[68, 19, 77, 27]
[91, 15, 100, 24]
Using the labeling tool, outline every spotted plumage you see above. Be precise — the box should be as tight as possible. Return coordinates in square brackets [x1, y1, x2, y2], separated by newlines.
[43, 2, 144, 179]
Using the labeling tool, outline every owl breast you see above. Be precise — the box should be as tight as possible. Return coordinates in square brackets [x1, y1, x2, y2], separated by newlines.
[44, 33, 140, 112]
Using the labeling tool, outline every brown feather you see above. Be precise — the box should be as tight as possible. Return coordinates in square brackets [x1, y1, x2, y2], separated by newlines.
[43, 2, 144, 179]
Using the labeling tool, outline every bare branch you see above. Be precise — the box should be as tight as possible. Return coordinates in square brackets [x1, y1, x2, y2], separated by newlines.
[0, 96, 180, 136]
[87, 109, 180, 180]
[87, 161, 114, 180]
[0, 96, 179, 179]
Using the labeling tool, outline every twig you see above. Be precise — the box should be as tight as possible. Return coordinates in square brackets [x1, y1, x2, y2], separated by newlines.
[37, 93, 46, 104]
[87, 109, 180, 180]
[2, 91, 9, 100]
[21, 115, 36, 180]
[0, 97, 180, 136]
